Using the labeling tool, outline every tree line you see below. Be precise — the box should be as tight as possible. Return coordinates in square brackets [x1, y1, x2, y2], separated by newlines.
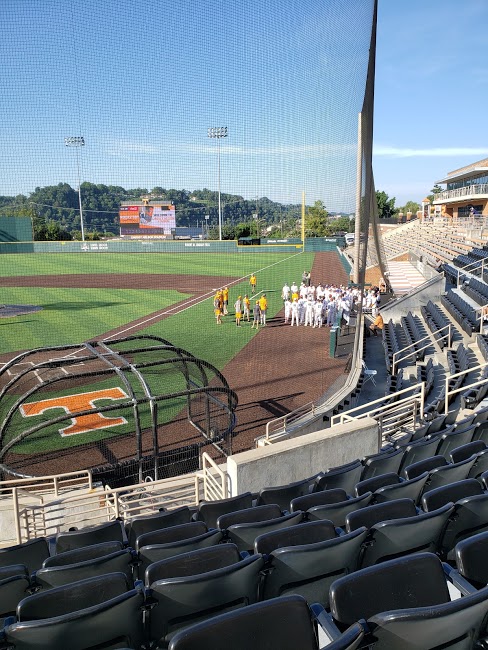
[0, 182, 432, 241]
[0, 183, 353, 241]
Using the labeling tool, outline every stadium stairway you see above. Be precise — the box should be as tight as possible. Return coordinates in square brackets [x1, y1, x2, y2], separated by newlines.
[386, 261, 426, 295]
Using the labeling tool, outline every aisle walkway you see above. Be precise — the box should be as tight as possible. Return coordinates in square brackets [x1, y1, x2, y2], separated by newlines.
[387, 261, 426, 295]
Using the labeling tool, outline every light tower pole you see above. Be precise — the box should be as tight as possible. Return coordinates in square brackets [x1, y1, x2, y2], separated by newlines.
[207, 127, 228, 241]
[64, 136, 86, 242]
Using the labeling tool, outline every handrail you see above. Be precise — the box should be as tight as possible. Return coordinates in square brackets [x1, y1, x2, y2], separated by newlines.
[0, 470, 93, 497]
[201, 452, 228, 501]
[474, 302, 488, 334]
[444, 361, 488, 415]
[13, 472, 200, 543]
[391, 325, 450, 375]
[331, 382, 425, 443]
[456, 257, 486, 288]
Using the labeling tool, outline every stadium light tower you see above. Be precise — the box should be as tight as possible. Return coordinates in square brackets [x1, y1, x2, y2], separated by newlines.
[207, 127, 228, 241]
[64, 136, 86, 242]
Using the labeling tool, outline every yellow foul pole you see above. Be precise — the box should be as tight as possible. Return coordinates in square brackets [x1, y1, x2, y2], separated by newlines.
[301, 191, 305, 249]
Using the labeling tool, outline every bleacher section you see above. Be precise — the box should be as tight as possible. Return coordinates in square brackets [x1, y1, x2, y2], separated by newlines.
[4, 417, 488, 648]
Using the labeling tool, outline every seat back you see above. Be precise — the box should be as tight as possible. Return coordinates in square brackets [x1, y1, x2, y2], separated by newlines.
[126, 506, 192, 547]
[195, 492, 254, 528]
[330, 552, 449, 627]
[435, 426, 477, 459]
[373, 472, 429, 505]
[34, 548, 136, 589]
[454, 530, 488, 588]
[257, 479, 311, 511]
[403, 455, 447, 480]
[226, 511, 304, 552]
[440, 493, 488, 557]
[307, 492, 373, 527]
[43, 541, 124, 568]
[360, 448, 403, 481]
[450, 440, 486, 463]
[422, 455, 477, 494]
[345, 498, 417, 533]
[145, 544, 241, 586]
[167, 595, 320, 650]
[0, 537, 50, 574]
[217, 503, 282, 530]
[0, 573, 31, 620]
[17, 572, 130, 620]
[149, 554, 265, 646]
[6, 582, 145, 650]
[262, 528, 367, 607]
[398, 436, 442, 475]
[290, 488, 348, 513]
[254, 519, 337, 556]
[313, 460, 363, 494]
[360, 503, 454, 567]
[421, 478, 483, 513]
[368, 584, 488, 650]
[468, 448, 488, 480]
[355, 472, 400, 497]
[55, 520, 125, 554]
[138, 530, 224, 576]
[135, 520, 208, 551]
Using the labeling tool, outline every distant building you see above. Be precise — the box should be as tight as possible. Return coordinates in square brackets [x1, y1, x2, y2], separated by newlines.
[433, 157, 488, 219]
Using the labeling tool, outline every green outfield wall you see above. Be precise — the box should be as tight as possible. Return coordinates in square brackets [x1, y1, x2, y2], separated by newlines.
[0, 217, 33, 243]
[0, 237, 343, 255]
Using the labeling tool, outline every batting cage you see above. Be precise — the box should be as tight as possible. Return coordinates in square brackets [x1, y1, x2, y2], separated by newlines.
[0, 336, 237, 486]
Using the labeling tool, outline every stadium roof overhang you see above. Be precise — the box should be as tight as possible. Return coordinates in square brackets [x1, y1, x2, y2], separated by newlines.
[436, 167, 488, 184]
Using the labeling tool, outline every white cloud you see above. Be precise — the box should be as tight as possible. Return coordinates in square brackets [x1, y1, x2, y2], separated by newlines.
[374, 145, 488, 158]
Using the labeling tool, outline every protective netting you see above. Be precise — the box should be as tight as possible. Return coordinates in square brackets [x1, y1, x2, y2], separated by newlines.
[1, 0, 375, 227]
[0, 0, 378, 478]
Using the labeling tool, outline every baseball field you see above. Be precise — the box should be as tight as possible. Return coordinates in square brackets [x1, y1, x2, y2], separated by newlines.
[0, 248, 350, 475]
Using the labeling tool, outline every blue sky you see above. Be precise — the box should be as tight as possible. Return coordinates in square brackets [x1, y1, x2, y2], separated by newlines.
[374, 0, 488, 206]
[1, 0, 487, 212]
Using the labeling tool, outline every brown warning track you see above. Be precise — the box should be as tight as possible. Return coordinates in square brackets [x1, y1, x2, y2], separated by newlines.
[1, 252, 351, 474]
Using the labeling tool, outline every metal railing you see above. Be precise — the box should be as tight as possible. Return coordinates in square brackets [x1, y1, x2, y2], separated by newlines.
[391, 326, 451, 376]
[0, 470, 93, 498]
[330, 382, 425, 444]
[435, 184, 488, 202]
[7, 453, 229, 544]
[443, 361, 488, 415]
[201, 452, 228, 502]
[11, 473, 198, 544]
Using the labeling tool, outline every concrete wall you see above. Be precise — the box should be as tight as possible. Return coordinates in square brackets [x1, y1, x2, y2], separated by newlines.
[226, 417, 378, 496]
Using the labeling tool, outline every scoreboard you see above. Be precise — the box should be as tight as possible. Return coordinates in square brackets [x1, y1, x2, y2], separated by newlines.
[119, 203, 176, 236]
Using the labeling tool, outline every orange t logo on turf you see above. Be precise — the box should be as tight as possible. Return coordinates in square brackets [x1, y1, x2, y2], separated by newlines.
[20, 388, 129, 437]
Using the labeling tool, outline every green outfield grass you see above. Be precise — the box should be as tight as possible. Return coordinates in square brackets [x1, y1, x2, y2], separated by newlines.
[0, 251, 307, 278]
[0, 249, 315, 455]
[0, 251, 314, 360]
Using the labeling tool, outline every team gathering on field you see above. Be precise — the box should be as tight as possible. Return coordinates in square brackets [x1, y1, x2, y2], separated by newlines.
[213, 271, 383, 329]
